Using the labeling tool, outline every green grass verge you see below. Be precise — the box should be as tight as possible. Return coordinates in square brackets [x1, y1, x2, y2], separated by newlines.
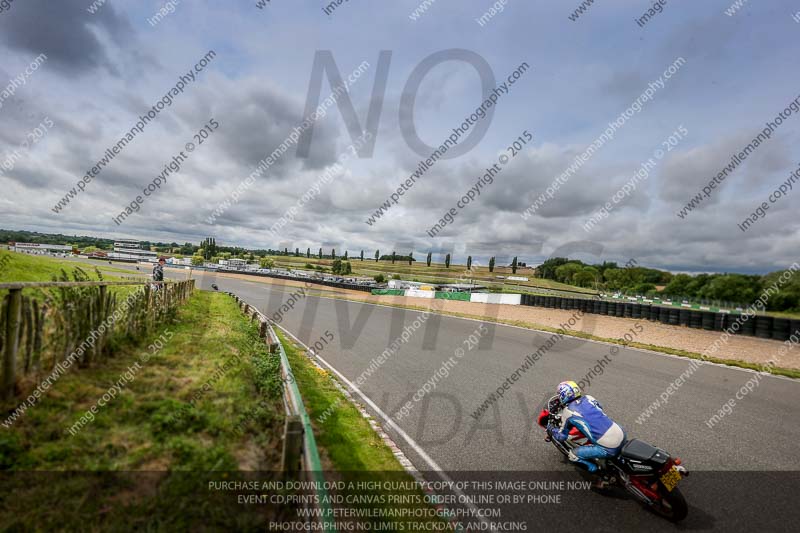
[276, 328, 403, 471]
[0, 251, 148, 308]
[275, 328, 447, 530]
[0, 291, 286, 530]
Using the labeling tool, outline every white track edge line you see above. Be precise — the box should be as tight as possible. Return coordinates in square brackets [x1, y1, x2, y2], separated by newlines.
[273, 320, 496, 532]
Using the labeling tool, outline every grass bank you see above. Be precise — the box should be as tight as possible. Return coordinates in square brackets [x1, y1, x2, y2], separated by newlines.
[0, 291, 286, 530]
[0, 250, 135, 283]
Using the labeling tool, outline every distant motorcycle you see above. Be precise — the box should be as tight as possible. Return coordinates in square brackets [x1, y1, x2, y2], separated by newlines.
[537, 395, 689, 522]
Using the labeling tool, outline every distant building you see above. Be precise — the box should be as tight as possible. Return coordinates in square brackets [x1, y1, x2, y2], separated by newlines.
[388, 280, 435, 290]
[219, 258, 247, 270]
[343, 276, 375, 285]
[11, 242, 73, 255]
[109, 239, 158, 262]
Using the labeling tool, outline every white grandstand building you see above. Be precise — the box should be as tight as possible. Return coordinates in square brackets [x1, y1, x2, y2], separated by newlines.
[10, 242, 73, 256]
[108, 239, 158, 262]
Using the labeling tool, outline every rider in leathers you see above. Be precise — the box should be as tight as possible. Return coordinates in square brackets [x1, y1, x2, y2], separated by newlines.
[547, 380, 626, 473]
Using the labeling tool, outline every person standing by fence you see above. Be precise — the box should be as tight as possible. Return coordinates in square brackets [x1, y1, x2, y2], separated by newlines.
[152, 257, 166, 290]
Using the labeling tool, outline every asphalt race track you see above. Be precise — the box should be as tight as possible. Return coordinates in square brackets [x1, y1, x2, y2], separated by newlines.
[101, 262, 800, 530]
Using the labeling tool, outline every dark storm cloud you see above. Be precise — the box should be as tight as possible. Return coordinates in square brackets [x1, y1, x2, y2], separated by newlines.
[658, 132, 794, 205]
[186, 78, 341, 179]
[0, 0, 133, 73]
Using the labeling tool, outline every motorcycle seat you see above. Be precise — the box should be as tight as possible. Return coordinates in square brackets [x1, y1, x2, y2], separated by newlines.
[620, 438, 667, 462]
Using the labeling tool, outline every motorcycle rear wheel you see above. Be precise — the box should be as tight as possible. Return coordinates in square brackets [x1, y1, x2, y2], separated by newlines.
[650, 486, 688, 522]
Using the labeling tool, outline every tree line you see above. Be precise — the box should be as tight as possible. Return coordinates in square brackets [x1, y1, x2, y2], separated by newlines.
[537, 257, 800, 311]
[11, 229, 790, 311]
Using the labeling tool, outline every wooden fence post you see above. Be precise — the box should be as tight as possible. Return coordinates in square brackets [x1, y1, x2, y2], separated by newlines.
[2, 289, 22, 400]
[32, 299, 43, 372]
[98, 285, 107, 360]
[22, 298, 33, 373]
[282, 415, 304, 479]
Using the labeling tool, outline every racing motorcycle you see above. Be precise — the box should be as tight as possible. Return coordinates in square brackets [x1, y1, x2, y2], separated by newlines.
[537, 395, 689, 522]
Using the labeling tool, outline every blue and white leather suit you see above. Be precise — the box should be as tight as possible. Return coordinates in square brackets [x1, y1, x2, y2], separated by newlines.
[552, 395, 626, 473]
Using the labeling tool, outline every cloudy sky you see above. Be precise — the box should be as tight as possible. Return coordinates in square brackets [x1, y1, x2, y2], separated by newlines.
[0, 0, 798, 273]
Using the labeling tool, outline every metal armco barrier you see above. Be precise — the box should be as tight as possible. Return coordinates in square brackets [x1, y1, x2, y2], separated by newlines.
[518, 294, 797, 341]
